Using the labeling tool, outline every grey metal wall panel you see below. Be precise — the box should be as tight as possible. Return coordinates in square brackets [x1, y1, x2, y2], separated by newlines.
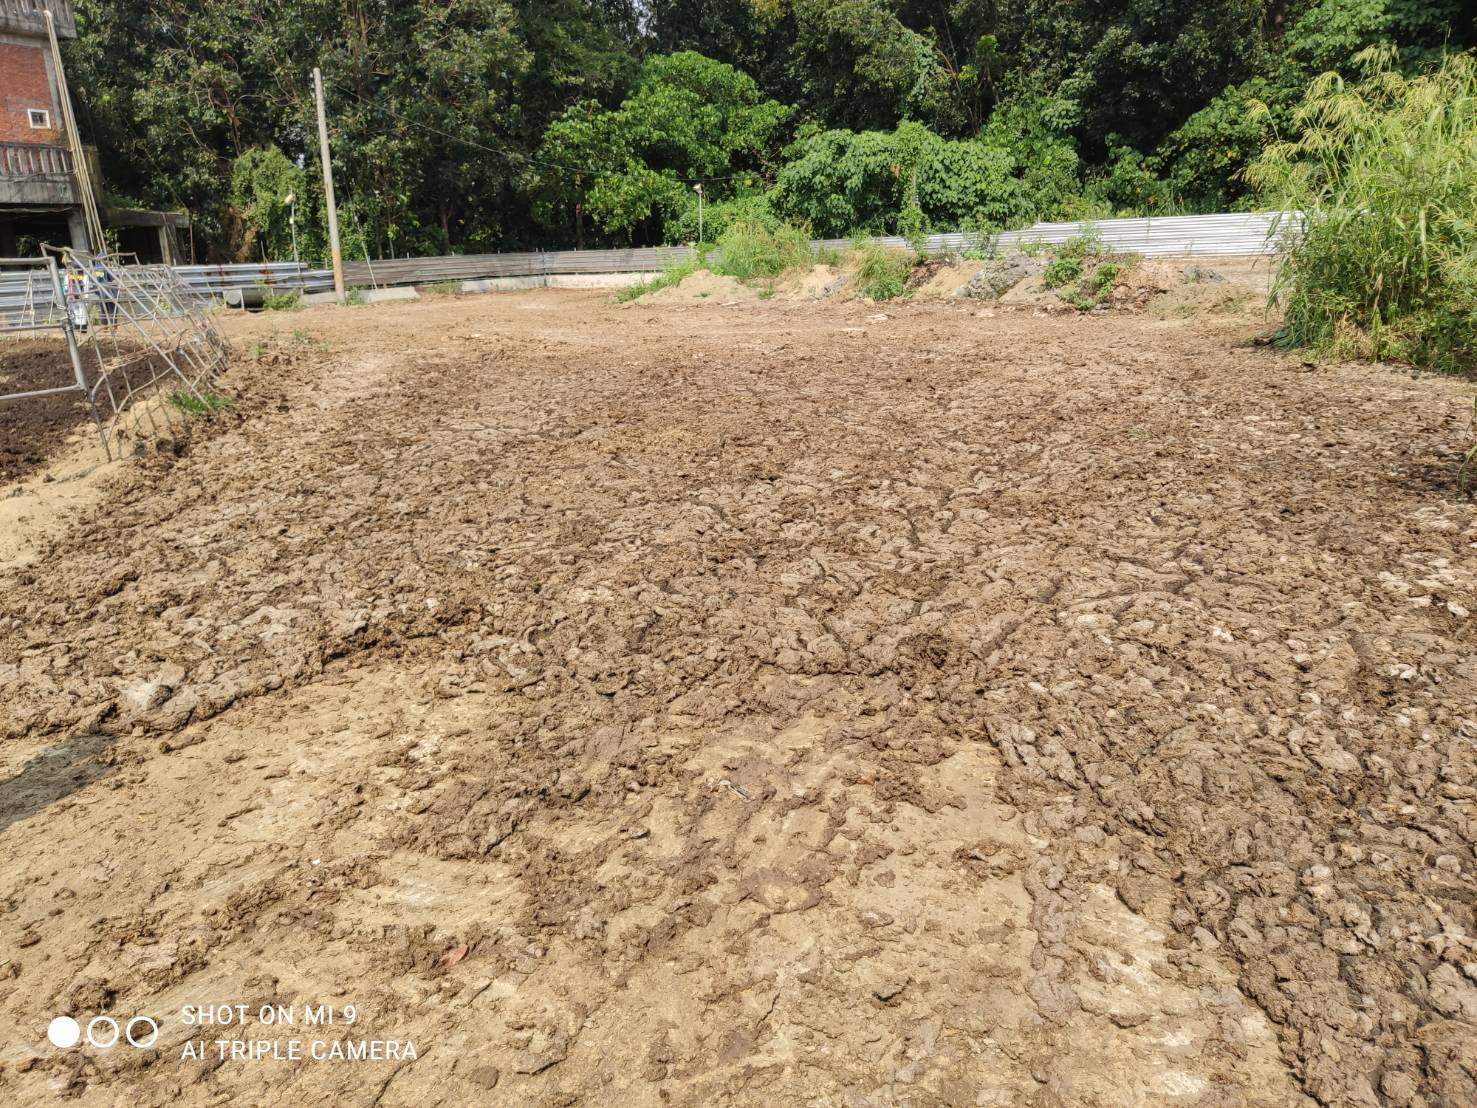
[0, 212, 1289, 312]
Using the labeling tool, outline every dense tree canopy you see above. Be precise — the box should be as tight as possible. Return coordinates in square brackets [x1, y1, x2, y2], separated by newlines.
[533, 51, 788, 243]
[62, 0, 1477, 261]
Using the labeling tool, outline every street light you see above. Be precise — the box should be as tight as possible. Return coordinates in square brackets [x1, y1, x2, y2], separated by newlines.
[693, 183, 703, 246]
[285, 190, 300, 268]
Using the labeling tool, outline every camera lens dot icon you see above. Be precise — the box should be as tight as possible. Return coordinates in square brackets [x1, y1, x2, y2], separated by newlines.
[47, 1016, 81, 1049]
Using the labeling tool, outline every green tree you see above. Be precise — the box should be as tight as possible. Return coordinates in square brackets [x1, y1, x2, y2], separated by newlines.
[647, 0, 760, 70]
[1055, 0, 1271, 158]
[770, 116, 1074, 237]
[533, 52, 789, 242]
[228, 146, 310, 262]
[318, 0, 532, 256]
[1283, 0, 1466, 72]
[60, 0, 1477, 261]
[790, 0, 953, 132]
[68, 0, 626, 259]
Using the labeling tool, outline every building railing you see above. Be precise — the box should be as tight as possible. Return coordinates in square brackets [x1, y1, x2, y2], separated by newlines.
[0, 0, 75, 36]
[0, 141, 74, 181]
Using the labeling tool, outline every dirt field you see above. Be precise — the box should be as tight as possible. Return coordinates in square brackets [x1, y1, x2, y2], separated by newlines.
[0, 286, 1474, 1107]
[0, 340, 94, 484]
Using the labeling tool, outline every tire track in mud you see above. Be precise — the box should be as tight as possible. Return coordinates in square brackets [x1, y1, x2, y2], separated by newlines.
[0, 294, 1472, 1105]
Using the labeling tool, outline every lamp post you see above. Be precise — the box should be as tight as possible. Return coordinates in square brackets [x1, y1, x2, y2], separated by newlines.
[285, 191, 300, 268]
[693, 182, 703, 246]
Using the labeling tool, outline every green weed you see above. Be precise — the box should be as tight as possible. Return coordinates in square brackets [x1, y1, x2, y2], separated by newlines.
[168, 390, 233, 415]
[712, 221, 813, 281]
[1057, 230, 1104, 261]
[260, 286, 302, 311]
[962, 234, 999, 262]
[1042, 256, 1083, 289]
[1041, 231, 1126, 306]
[1090, 262, 1122, 293]
[848, 239, 916, 301]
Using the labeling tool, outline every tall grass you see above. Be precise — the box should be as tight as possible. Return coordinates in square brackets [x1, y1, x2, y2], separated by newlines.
[1247, 48, 1477, 371]
[848, 239, 916, 301]
[711, 221, 814, 281]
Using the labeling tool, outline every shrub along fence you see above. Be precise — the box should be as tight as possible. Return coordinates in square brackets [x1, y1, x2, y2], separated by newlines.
[182, 211, 1287, 297]
[1, 212, 1286, 304]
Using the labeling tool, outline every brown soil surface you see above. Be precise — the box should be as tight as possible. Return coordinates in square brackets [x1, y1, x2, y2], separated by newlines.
[0, 433, 112, 571]
[0, 339, 92, 483]
[0, 290, 1474, 1107]
[1, 336, 205, 486]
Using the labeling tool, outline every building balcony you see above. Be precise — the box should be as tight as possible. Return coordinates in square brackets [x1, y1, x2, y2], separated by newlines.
[0, 140, 79, 207]
[0, 0, 75, 38]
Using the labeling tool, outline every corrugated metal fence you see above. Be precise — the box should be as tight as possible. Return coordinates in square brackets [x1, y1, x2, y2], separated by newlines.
[3, 212, 1288, 305]
[883, 211, 1288, 258]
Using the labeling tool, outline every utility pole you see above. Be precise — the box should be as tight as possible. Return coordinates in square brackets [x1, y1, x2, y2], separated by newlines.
[312, 67, 345, 303]
[693, 183, 704, 246]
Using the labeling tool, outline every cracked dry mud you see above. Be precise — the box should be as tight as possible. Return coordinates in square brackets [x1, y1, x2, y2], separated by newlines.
[0, 289, 1473, 1107]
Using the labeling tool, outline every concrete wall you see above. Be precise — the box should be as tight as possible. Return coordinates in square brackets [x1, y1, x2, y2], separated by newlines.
[0, 1, 76, 38]
[459, 273, 650, 294]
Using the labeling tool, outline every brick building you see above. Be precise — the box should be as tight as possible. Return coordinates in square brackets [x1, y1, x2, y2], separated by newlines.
[0, 16, 63, 143]
[1, 0, 186, 261]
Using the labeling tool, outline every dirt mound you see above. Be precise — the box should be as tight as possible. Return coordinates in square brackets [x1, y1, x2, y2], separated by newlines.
[997, 273, 1054, 306]
[1152, 279, 1263, 319]
[994, 256, 1268, 315]
[1112, 258, 1181, 301]
[959, 253, 1046, 300]
[773, 263, 848, 299]
[1149, 260, 1273, 319]
[907, 259, 985, 298]
[645, 269, 757, 304]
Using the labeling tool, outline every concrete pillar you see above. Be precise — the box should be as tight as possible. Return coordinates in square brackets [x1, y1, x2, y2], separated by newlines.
[157, 225, 175, 265]
[65, 207, 89, 252]
[0, 220, 16, 258]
